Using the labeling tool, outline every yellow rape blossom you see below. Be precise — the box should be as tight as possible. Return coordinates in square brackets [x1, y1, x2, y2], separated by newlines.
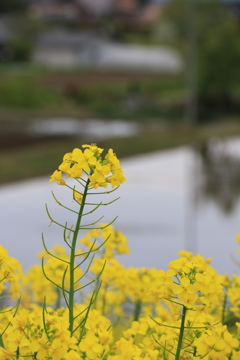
[49, 144, 125, 189]
[71, 147, 96, 172]
[0, 348, 16, 360]
[49, 170, 66, 185]
[82, 143, 103, 156]
[88, 163, 110, 189]
[107, 168, 126, 188]
[73, 189, 82, 203]
[0, 245, 22, 299]
[65, 350, 82, 360]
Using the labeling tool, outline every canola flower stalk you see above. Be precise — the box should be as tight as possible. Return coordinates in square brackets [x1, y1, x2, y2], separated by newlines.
[47, 144, 126, 336]
[175, 305, 187, 360]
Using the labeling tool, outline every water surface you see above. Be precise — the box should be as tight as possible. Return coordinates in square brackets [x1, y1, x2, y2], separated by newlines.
[1, 142, 240, 275]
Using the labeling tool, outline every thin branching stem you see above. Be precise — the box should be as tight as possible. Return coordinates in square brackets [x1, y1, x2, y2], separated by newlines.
[84, 197, 120, 206]
[76, 237, 109, 257]
[51, 191, 78, 214]
[151, 331, 176, 357]
[74, 254, 95, 281]
[73, 306, 88, 321]
[0, 273, 10, 284]
[76, 280, 102, 344]
[42, 258, 69, 292]
[74, 279, 96, 293]
[65, 183, 84, 193]
[63, 223, 73, 249]
[1, 297, 21, 339]
[81, 202, 102, 216]
[87, 186, 120, 195]
[149, 316, 208, 330]
[42, 234, 70, 264]
[76, 178, 87, 185]
[75, 240, 97, 269]
[74, 290, 96, 340]
[79, 215, 105, 228]
[78, 216, 118, 231]
[42, 297, 50, 341]
[45, 204, 74, 232]
[62, 266, 70, 309]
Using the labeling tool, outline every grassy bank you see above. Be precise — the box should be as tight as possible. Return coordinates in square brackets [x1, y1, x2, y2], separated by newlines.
[0, 67, 185, 120]
[1, 120, 240, 185]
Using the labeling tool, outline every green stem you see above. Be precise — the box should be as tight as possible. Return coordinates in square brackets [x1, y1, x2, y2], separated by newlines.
[133, 299, 142, 322]
[68, 178, 90, 334]
[0, 334, 4, 348]
[102, 283, 108, 316]
[175, 305, 187, 360]
[55, 288, 61, 310]
[222, 292, 228, 324]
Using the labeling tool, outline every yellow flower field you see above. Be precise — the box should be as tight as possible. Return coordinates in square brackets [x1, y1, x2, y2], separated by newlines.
[1, 144, 240, 360]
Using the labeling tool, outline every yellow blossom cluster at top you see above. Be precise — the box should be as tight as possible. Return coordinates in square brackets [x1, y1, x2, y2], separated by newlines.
[49, 144, 126, 189]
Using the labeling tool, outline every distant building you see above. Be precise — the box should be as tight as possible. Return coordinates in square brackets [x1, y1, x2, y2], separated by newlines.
[33, 29, 182, 72]
[75, 0, 113, 16]
[28, 0, 78, 22]
[28, 0, 163, 26]
[113, 0, 138, 15]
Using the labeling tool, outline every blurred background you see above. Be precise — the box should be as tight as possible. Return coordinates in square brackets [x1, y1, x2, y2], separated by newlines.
[2, 0, 240, 274]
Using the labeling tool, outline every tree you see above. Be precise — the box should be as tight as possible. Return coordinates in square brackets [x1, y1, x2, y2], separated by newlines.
[162, 0, 240, 120]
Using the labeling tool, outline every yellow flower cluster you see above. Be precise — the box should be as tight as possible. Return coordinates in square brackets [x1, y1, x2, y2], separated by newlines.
[76, 305, 113, 359]
[79, 224, 130, 259]
[0, 304, 112, 360]
[0, 245, 22, 300]
[2, 234, 240, 360]
[114, 312, 240, 360]
[225, 234, 240, 318]
[194, 323, 239, 360]
[49, 144, 126, 189]
[80, 227, 160, 318]
[149, 251, 223, 311]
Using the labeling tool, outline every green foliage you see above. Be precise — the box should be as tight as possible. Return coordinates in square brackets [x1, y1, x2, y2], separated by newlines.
[197, 1, 240, 100]
[0, 76, 62, 108]
[64, 76, 185, 119]
[9, 37, 32, 62]
[163, 0, 240, 109]
[8, 14, 42, 63]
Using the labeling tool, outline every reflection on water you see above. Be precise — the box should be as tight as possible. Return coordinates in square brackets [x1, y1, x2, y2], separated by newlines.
[196, 139, 240, 214]
[29, 118, 140, 140]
